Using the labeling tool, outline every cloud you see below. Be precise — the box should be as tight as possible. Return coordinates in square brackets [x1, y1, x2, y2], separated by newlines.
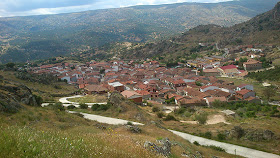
[0, 0, 233, 17]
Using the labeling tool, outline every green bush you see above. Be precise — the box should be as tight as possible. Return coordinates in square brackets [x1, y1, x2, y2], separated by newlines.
[67, 105, 76, 109]
[91, 103, 111, 111]
[33, 95, 43, 106]
[184, 111, 192, 117]
[91, 104, 100, 111]
[193, 141, 200, 146]
[127, 122, 133, 125]
[164, 114, 177, 121]
[79, 103, 88, 109]
[98, 105, 109, 111]
[194, 113, 208, 124]
[56, 102, 65, 111]
[217, 133, 226, 141]
[175, 107, 186, 115]
[204, 131, 212, 139]
[152, 106, 160, 112]
[157, 112, 165, 118]
[208, 145, 225, 152]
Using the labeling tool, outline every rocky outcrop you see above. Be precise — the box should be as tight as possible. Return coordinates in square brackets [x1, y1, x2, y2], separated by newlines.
[144, 138, 171, 156]
[244, 129, 275, 141]
[0, 79, 42, 113]
[125, 125, 142, 133]
[227, 126, 275, 141]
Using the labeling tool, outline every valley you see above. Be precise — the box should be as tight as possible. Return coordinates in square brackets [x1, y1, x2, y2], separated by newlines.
[0, 1, 280, 158]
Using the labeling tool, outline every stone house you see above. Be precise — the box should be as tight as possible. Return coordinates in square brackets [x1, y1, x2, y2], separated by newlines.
[243, 59, 262, 71]
[236, 89, 256, 100]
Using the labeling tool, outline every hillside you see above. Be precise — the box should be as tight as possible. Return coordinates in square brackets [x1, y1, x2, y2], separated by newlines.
[118, 2, 280, 61]
[0, 69, 243, 158]
[0, 0, 279, 63]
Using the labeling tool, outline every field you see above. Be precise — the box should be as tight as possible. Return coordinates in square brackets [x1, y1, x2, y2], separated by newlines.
[68, 95, 108, 103]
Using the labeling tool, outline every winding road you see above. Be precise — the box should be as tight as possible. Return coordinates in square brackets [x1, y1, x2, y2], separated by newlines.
[169, 130, 280, 158]
[42, 95, 280, 158]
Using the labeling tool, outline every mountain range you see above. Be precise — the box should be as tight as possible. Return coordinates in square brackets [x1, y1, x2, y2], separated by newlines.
[0, 0, 279, 63]
[117, 1, 280, 61]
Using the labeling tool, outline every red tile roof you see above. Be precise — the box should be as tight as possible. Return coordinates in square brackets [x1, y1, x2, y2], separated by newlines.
[220, 65, 237, 70]
[206, 97, 227, 103]
[236, 89, 251, 95]
[121, 90, 141, 98]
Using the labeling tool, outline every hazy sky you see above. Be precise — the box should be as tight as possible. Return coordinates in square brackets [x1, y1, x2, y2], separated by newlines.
[0, 0, 232, 17]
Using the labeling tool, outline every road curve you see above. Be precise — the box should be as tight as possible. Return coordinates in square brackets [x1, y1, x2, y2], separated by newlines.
[169, 130, 280, 158]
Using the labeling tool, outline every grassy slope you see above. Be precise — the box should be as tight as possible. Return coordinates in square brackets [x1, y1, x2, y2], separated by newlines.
[0, 71, 77, 101]
[0, 105, 241, 158]
[68, 95, 107, 103]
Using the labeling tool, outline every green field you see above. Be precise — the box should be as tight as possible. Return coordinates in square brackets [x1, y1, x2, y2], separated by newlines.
[68, 95, 108, 104]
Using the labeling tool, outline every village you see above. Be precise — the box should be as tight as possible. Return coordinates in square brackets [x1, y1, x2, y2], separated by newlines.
[25, 44, 272, 108]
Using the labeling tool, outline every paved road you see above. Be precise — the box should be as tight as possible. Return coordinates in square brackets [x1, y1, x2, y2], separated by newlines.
[68, 111, 144, 126]
[169, 130, 280, 158]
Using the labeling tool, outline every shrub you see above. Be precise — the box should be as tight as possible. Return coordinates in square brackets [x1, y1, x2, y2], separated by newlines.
[194, 113, 208, 124]
[67, 105, 76, 109]
[175, 107, 186, 115]
[152, 106, 160, 112]
[193, 141, 200, 146]
[49, 102, 65, 111]
[33, 95, 43, 106]
[55, 102, 65, 111]
[208, 145, 225, 152]
[91, 104, 111, 111]
[164, 114, 177, 121]
[91, 104, 100, 111]
[157, 112, 165, 118]
[217, 133, 226, 141]
[79, 103, 88, 109]
[204, 131, 212, 139]
[127, 122, 133, 125]
[184, 111, 192, 117]
[99, 103, 111, 111]
[245, 111, 256, 118]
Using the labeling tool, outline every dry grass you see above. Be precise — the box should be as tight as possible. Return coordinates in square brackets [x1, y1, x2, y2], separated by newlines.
[0, 105, 241, 158]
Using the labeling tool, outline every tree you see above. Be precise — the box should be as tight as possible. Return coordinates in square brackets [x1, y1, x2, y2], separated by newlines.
[195, 113, 208, 124]
[195, 81, 202, 86]
[6, 62, 15, 69]
[262, 87, 276, 101]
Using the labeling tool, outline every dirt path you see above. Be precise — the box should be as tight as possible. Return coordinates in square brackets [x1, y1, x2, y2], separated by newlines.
[206, 114, 230, 125]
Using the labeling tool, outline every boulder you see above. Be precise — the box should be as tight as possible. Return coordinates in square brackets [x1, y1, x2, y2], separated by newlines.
[144, 138, 171, 156]
[126, 125, 142, 133]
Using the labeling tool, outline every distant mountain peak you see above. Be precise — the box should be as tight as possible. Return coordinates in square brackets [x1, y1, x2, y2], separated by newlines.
[274, 2, 280, 18]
